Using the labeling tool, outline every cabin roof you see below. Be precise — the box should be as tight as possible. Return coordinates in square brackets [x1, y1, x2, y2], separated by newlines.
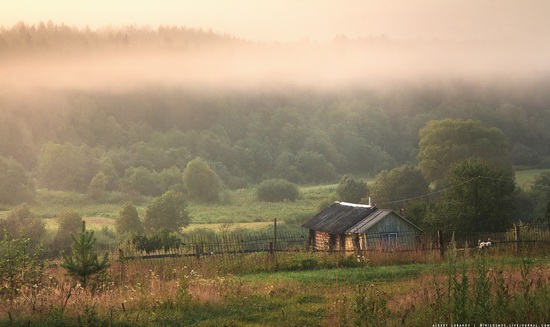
[302, 201, 422, 234]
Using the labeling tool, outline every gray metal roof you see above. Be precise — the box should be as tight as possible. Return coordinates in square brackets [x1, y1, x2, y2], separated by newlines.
[302, 201, 422, 234]
[346, 208, 393, 234]
[302, 202, 377, 234]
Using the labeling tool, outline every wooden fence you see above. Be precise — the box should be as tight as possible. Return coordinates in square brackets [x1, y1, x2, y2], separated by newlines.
[118, 228, 309, 260]
[113, 223, 550, 261]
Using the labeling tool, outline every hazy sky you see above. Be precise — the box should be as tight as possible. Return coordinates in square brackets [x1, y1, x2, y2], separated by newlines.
[2, 0, 550, 93]
[2, 0, 550, 42]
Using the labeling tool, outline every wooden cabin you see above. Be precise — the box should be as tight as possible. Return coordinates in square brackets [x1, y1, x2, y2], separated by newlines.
[302, 201, 422, 253]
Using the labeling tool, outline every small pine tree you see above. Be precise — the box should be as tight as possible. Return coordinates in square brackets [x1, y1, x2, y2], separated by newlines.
[61, 222, 110, 287]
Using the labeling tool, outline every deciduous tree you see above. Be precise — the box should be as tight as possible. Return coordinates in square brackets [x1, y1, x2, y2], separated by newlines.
[0, 205, 45, 251]
[336, 175, 369, 203]
[183, 157, 222, 203]
[426, 158, 515, 232]
[53, 210, 83, 255]
[0, 156, 35, 205]
[36, 142, 98, 192]
[370, 165, 429, 210]
[144, 191, 190, 233]
[115, 201, 144, 236]
[417, 119, 511, 185]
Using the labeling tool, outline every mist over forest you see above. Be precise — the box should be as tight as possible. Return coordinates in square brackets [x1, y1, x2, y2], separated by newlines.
[1, 22, 550, 206]
[4, 6, 550, 324]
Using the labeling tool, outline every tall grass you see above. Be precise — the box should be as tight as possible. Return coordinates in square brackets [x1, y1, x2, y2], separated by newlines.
[2, 243, 550, 326]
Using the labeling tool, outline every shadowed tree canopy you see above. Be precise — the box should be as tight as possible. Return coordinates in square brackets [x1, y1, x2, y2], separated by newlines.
[336, 175, 369, 203]
[530, 171, 550, 223]
[256, 178, 299, 202]
[417, 119, 511, 185]
[426, 158, 516, 233]
[115, 201, 144, 235]
[0, 155, 35, 205]
[371, 165, 429, 210]
[183, 157, 222, 203]
[53, 210, 83, 255]
[36, 142, 99, 192]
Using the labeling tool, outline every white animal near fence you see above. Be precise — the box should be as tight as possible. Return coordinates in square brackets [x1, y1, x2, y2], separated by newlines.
[478, 238, 492, 249]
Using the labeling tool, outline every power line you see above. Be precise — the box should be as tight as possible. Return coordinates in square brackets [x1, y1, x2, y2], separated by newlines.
[379, 175, 515, 206]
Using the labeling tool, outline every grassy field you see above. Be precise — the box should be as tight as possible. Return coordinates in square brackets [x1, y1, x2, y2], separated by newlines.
[2, 248, 549, 326]
[188, 184, 336, 224]
[2, 167, 548, 233]
[20, 183, 338, 234]
[2, 171, 550, 325]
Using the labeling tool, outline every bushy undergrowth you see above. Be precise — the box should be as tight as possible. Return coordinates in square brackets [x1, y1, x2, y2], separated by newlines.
[256, 179, 299, 202]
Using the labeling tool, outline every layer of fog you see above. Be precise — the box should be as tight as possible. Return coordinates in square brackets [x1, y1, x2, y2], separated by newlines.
[2, 36, 550, 95]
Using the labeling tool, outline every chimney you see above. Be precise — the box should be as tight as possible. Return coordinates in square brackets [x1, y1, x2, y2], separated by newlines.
[368, 196, 373, 207]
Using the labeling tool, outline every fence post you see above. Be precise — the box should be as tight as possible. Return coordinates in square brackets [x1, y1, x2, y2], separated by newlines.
[437, 230, 444, 260]
[118, 248, 125, 286]
[195, 244, 201, 260]
[273, 218, 277, 252]
[514, 224, 521, 256]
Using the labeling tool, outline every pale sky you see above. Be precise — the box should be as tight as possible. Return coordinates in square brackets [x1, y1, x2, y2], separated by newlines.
[1, 0, 550, 42]
[2, 0, 550, 92]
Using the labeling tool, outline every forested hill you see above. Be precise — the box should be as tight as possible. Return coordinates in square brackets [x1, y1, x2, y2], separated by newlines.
[1, 23, 550, 202]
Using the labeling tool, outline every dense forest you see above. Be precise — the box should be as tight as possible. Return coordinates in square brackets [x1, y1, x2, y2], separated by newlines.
[1, 23, 550, 225]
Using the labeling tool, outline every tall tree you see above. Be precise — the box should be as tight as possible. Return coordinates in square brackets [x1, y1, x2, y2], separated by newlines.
[183, 157, 222, 203]
[417, 119, 511, 185]
[426, 158, 516, 232]
[115, 202, 144, 236]
[371, 165, 429, 210]
[53, 210, 83, 255]
[143, 191, 190, 233]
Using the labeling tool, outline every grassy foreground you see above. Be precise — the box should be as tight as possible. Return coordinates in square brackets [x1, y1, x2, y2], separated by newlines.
[2, 249, 550, 326]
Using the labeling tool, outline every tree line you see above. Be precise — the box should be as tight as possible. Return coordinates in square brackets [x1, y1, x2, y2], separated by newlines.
[1, 87, 549, 204]
[1, 22, 550, 241]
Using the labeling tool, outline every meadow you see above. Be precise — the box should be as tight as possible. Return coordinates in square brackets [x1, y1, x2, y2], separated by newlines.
[1, 168, 547, 233]
[2, 170, 550, 325]
[1, 245, 550, 326]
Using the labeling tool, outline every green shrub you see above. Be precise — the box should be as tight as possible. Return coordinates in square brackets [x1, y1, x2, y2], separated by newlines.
[0, 232, 44, 303]
[278, 253, 319, 271]
[256, 178, 299, 202]
[132, 229, 181, 253]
